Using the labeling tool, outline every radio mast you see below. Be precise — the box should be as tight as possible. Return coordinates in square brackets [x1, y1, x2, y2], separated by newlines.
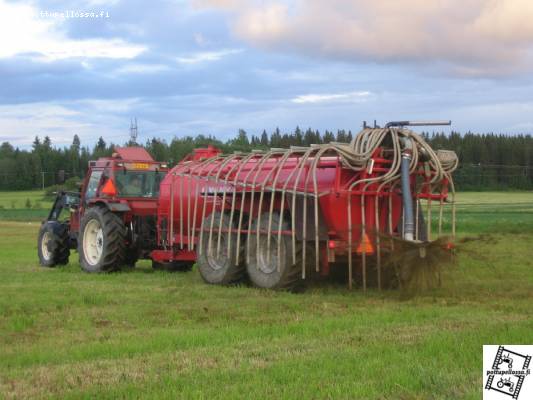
[130, 117, 138, 144]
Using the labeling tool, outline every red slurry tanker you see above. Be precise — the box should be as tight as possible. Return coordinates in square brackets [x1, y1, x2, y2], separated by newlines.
[38, 121, 457, 290]
[152, 121, 458, 290]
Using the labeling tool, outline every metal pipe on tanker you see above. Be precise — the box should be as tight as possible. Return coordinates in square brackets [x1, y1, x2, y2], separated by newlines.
[400, 137, 415, 241]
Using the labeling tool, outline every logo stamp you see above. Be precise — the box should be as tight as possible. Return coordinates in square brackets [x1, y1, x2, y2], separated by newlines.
[484, 345, 532, 399]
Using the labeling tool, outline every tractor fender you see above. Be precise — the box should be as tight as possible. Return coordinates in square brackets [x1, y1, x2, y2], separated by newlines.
[107, 203, 131, 212]
[89, 201, 131, 213]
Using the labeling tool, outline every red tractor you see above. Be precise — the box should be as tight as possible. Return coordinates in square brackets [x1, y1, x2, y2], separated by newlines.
[37, 147, 171, 272]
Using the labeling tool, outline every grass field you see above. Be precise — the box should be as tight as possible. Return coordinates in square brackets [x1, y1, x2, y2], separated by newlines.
[0, 192, 532, 399]
[0, 191, 52, 222]
[0, 191, 53, 210]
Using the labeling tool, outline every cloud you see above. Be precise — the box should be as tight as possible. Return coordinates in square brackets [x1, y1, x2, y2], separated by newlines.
[291, 91, 371, 104]
[0, 102, 86, 146]
[195, 0, 533, 76]
[114, 63, 171, 74]
[0, 0, 145, 60]
[0, 100, 136, 147]
[175, 48, 244, 64]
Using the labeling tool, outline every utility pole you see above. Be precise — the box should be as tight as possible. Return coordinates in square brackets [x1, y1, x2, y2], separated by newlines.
[41, 171, 45, 190]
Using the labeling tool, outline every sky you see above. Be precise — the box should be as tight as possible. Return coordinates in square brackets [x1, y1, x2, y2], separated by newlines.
[1, 0, 533, 149]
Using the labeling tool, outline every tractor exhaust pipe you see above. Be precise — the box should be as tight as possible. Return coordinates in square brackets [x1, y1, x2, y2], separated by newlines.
[400, 138, 415, 241]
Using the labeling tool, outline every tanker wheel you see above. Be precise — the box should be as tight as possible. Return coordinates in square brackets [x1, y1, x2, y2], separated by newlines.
[197, 211, 245, 284]
[78, 206, 126, 273]
[37, 221, 70, 267]
[246, 212, 302, 290]
[152, 260, 194, 272]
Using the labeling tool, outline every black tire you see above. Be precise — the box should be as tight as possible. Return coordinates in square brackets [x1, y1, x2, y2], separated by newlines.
[37, 221, 70, 267]
[197, 211, 245, 284]
[78, 206, 126, 273]
[152, 260, 194, 272]
[124, 249, 139, 268]
[246, 212, 302, 290]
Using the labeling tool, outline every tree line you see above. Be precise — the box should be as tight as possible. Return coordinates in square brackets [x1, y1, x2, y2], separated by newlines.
[0, 128, 531, 191]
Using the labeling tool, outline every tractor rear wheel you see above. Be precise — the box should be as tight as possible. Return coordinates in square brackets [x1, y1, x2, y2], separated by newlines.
[37, 221, 70, 267]
[197, 211, 245, 284]
[79, 206, 126, 273]
[246, 212, 302, 290]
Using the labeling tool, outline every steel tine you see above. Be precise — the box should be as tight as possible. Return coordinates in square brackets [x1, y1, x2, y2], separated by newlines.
[375, 182, 386, 291]
[255, 150, 286, 269]
[266, 150, 293, 265]
[291, 149, 315, 277]
[208, 154, 239, 258]
[427, 197, 432, 241]
[347, 193, 353, 290]
[189, 156, 220, 252]
[236, 152, 268, 264]
[169, 173, 175, 248]
[244, 151, 273, 264]
[227, 153, 257, 265]
[448, 174, 456, 239]
[438, 196, 444, 237]
[216, 154, 245, 258]
[277, 150, 308, 271]
[197, 156, 224, 256]
[179, 171, 184, 249]
[310, 146, 331, 273]
[187, 173, 192, 250]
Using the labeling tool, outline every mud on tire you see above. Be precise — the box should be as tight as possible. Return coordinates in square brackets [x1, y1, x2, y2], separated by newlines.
[78, 206, 126, 273]
[38, 221, 70, 267]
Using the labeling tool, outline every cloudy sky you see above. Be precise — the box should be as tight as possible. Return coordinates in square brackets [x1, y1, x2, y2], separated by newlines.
[1, 0, 533, 148]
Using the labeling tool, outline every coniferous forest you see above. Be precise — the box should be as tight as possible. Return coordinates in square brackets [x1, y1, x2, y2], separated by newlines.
[0, 128, 532, 191]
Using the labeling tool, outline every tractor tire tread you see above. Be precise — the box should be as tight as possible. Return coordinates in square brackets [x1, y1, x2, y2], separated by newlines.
[79, 206, 126, 273]
[38, 221, 70, 267]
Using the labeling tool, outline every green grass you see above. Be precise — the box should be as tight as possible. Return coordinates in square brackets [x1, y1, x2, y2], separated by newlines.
[0, 193, 532, 399]
[0, 190, 52, 221]
[0, 190, 53, 209]
[458, 192, 533, 233]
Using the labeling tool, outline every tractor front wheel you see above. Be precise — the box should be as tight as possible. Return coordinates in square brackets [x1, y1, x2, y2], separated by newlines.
[79, 206, 126, 273]
[37, 221, 70, 267]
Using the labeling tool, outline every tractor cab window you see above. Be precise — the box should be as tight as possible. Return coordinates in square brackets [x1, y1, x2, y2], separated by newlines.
[115, 171, 163, 198]
[85, 170, 103, 200]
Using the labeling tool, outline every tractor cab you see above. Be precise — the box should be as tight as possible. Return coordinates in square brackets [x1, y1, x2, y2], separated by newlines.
[82, 147, 167, 208]
[71, 147, 168, 237]
[38, 146, 169, 272]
